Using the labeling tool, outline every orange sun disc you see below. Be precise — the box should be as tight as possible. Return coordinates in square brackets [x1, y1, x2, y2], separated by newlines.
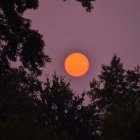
[64, 53, 89, 77]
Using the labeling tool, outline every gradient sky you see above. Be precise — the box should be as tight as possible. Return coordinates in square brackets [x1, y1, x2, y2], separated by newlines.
[24, 0, 140, 93]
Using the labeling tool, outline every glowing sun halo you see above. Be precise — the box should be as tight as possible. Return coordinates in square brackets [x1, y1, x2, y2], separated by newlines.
[64, 53, 89, 77]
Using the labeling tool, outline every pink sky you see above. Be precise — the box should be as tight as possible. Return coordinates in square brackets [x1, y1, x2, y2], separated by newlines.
[24, 0, 140, 93]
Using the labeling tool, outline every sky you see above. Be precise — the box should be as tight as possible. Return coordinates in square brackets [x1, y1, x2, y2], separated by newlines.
[24, 0, 140, 93]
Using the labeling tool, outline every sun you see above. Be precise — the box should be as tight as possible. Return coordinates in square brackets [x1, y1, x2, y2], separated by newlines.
[64, 53, 89, 77]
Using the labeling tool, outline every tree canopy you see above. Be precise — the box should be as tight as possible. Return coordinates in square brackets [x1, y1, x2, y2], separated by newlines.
[88, 55, 140, 140]
[0, 0, 50, 75]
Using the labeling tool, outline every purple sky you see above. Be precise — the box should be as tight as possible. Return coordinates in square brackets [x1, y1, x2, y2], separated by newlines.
[24, 0, 140, 93]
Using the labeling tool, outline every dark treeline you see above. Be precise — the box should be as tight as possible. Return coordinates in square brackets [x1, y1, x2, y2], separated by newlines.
[0, 0, 140, 140]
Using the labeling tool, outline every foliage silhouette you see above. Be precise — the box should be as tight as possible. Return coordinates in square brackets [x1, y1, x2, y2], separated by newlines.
[64, 0, 95, 12]
[37, 73, 98, 140]
[0, 67, 96, 140]
[0, 67, 45, 139]
[0, 0, 50, 75]
[88, 55, 140, 140]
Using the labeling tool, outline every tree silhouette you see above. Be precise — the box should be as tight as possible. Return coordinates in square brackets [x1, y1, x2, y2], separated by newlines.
[0, 0, 51, 75]
[0, 68, 98, 140]
[1, 54, 140, 139]
[64, 0, 95, 12]
[38, 73, 98, 140]
[88, 55, 140, 140]
[0, 67, 45, 139]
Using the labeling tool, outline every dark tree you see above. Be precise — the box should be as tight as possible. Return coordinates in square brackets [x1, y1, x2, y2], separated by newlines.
[76, 0, 95, 11]
[0, 66, 48, 139]
[38, 73, 98, 140]
[64, 0, 95, 12]
[0, 69, 98, 140]
[0, 66, 77, 139]
[88, 55, 140, 140]
[0, 0, 51, 75]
